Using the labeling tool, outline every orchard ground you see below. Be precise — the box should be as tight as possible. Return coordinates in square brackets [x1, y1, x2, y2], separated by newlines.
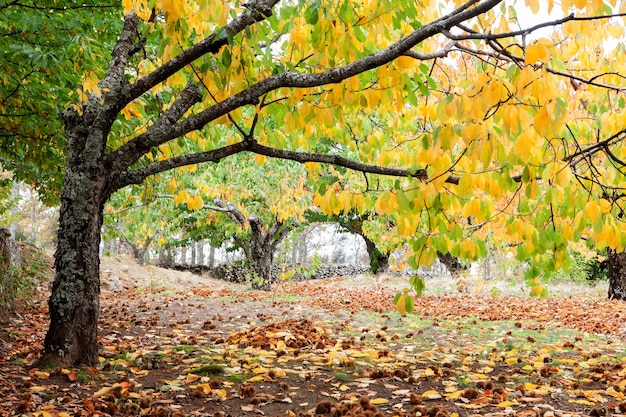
[1, 254, 625, 417]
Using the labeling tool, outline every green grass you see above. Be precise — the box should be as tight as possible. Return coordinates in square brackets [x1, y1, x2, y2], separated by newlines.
[189, 364, 225, 376]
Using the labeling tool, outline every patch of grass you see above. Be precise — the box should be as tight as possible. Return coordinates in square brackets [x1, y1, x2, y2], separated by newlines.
[225, 370, 248, 382]
[189, 364, 225, 376]
[77, 369, 92, 384]
[172, 345, 196, 354]
[333, 371, 353, 382]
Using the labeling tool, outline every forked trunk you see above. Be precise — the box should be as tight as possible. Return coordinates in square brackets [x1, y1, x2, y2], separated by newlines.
[608, 249, 626, 300]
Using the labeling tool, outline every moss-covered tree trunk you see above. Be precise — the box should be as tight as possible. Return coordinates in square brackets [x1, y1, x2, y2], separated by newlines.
[608, 249, 626, 300]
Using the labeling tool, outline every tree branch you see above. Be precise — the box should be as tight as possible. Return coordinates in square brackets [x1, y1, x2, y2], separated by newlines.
[108, 82, 203, 171]
[114, 141, 249, 189]
[127, 0, 281, 102]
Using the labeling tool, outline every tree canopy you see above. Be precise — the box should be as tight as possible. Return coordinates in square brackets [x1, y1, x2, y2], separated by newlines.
[0, 0, 121, 203]
[16, 0, 625, 365]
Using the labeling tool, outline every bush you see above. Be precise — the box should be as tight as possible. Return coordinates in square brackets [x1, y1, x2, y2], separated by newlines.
[0, 243, 50, 320]
[548, 250, 608, 286]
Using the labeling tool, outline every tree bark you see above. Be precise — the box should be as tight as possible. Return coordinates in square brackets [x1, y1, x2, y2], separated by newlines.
[437, 251, 466, 276]
[41, 121, 113, 366]
[248, 216, 275, 290]
[608, 249, 626, 300]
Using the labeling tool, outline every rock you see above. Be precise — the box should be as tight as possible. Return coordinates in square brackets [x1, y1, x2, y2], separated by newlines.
[165, 262, 370, 284]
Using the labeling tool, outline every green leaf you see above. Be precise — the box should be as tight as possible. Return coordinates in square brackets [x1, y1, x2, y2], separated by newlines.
[222, 48, 232, 67]
[409, 275, 425, 296]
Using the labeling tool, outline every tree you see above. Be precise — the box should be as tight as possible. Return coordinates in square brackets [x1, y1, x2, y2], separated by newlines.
[0, 0, 121, 204]
[176, 154, 311, 288]
[39, 0, 626, 366]
[608, 250, 626, 300]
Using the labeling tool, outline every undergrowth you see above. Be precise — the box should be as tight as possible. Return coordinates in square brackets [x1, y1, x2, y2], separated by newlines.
[0, 243, 50, 320]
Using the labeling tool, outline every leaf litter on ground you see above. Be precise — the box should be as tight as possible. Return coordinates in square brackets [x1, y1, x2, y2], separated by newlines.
[1, 273, 625, 417]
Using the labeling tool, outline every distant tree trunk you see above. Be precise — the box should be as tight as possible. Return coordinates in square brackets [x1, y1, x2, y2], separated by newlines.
[363, 237, 389, 273]
[180, 246, 187, 264]
[196, 241, 204, 265]
[208, 245, 215, 267]
[0, 227, 21, 271]
[121, 236, 151, 266]
[608, 249, 626, 300]
[248, 216, 277, 290]
[437, 251, 466, 276]
[337, 220, 388, 273]
[298, 232, 308, 263]
[191, 243, 197, 264]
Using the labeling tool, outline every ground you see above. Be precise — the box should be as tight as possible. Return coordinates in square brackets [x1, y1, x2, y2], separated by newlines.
[1, 255, 625, 417]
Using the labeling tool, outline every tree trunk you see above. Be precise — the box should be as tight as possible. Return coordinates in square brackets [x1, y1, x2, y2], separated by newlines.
[608, 249, 626, 300]
[437, 251, 466, 276]
[249, 216, 274, 290]
[40, 94, 116, 366]
[196, 241, 204, 265]
[208, 245, 215, 268]
[363, 237, 389, 273]
[41, 158, 110, 367]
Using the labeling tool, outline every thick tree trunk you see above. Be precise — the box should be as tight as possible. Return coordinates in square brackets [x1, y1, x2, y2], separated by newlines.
[41, 163, 110, 366]
[608, 249, 626, 300]
[40, 91, 117, 366]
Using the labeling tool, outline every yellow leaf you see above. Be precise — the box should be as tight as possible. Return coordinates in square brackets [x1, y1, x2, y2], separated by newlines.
[255, 154, 267, 165]
[173, 190, 188, 205]
[394, 294, 407, 315]
[525, 41, 550, 65]
[193, 383, 212, 395]
[33, 371, 50, 379]
[422, 389, 441, 399]
[167, 178, 177, 194]
[370, 398, 389, 405]
[497, 400, 519, 407]
[186, 194, 204, 211]
[247, 375, 265, 382]
[569, 399, 596, 405]
[445, 390, 464, 399]
[505, 357, 519, 365]
[527, 0, 539, 13]
[533, 106, 550, 137]
[599, 199, 611, 214]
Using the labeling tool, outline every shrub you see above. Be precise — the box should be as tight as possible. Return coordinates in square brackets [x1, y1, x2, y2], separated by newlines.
[0, 243, 50, 320]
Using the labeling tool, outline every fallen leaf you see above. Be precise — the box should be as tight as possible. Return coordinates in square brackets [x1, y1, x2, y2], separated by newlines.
[370, 398, 389, 404]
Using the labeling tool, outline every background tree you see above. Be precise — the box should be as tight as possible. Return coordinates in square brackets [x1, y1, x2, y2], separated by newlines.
[156, 153, 311, 287]
[38, 0, 626, 367]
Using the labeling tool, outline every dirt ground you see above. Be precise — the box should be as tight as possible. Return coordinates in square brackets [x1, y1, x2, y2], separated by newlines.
[1, 255, 625, 417]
